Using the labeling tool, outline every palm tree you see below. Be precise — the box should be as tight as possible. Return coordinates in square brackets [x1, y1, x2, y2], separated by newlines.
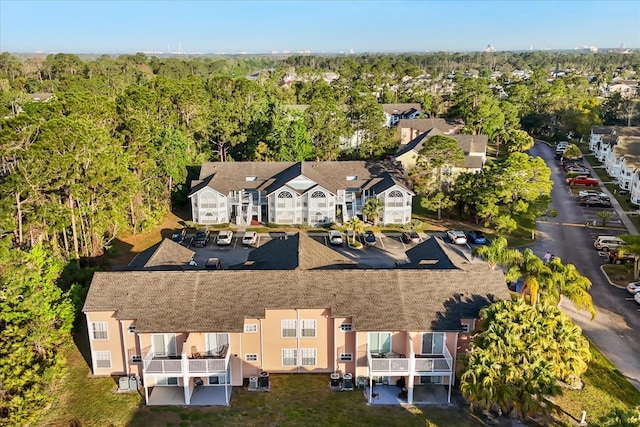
[546, 257, 596, 319]
[505, 248, 550, 306]
[344, 216, 364, 247]
[362, 197, 383, 226]
[472, 236, 520, 270]
[618, 234, 640, 281]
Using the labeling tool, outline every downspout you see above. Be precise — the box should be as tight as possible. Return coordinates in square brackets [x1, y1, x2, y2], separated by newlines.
[259, 319, 264, 373]
[332, 318, 337, 373]
[119, 320, 130, 376]
[296, 309, 300, 374]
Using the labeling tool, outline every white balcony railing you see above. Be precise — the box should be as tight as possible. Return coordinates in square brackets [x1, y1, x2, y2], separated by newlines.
[367, 344, 453, 375]
[143, 349, 230, 376]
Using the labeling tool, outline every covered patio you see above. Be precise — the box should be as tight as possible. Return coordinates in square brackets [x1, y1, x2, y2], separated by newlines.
[364, 384, 449, 405]
[146, 385, 231, 406]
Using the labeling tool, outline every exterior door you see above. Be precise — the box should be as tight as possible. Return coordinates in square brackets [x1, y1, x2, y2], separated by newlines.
[368, 332, 391, 354]
[206, 333, 229, 355]
[421, 332, 444, 355]
[152, 334, 177, 357]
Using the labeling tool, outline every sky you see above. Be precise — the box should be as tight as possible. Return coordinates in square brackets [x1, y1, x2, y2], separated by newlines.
[1, 0, 639, 54]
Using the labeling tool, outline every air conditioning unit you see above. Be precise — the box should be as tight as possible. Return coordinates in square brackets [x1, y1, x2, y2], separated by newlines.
[118, 377, 130, 391]
[259, 371, 270, 388]
[249, 376, 259, 390]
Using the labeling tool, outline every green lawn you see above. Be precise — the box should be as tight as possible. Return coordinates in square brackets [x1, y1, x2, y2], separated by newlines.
[550, 344, 640, 426]
[40, 345, 478, 427]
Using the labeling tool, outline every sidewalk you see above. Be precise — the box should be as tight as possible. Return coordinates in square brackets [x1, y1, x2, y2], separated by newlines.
[581, 151, 638, 235]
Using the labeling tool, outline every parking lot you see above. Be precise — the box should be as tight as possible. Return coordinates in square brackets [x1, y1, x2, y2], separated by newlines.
[176, 230, 483, 270]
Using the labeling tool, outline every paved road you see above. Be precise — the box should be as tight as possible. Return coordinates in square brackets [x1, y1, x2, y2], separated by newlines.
[528, 141, 640, 391]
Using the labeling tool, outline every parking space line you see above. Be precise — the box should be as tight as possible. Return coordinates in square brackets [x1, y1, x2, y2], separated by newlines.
[379, 235, 385, 249]
[398, 237, 406, 250]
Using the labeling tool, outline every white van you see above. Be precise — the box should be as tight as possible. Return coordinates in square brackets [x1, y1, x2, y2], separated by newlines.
[593, 235, 626, 251]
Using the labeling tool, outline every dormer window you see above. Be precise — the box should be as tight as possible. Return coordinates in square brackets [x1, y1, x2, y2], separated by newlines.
[245, 176, 257, 181]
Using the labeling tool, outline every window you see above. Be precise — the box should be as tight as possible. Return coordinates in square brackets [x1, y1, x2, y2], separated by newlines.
[90, 322, 108, 340]
[245, 354, 258, 362]
[387, 190, 404, 207]
[282, 349, 297, 366]
[301, 348, 316, 366]
[281, 320, 297, 338]
[244, 324, 258, 333]
[206, 333, 229, 356]
[131, 355, 142, 363]
[277, 191, 294, 208]
[152, 334, 177, 357]
[339, 353, 353, 362]
[340, 323, 353, 332]
[156, 377, 179, 386]
[94, 351, 111, 368]
[301, 320, 316, 337]
[200, 193, 217, 209]
[421, 332, 445, 355]
[368, 332, 391, 354]
[208, 376, 220, 385]
[311, 191, 326, 207]
[461, 323, 470, 333]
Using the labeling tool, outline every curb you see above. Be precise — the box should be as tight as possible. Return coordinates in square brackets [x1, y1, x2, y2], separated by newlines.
[599, 264, 627, 289]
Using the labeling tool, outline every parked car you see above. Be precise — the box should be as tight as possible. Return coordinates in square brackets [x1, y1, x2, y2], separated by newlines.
[593, 235, 626, 252]
[216, 230, 233, 246]
[566, 168, 591, 176]
[170, 228, 187, 244]
[363, 230, 377, 246]
[242, 231, 258, 246]
[401, 230, 420, 244]
[627, 282, 640, 295]
[566, 175, 598, 186]
[329, 230, 343, 246]
[578, 196, 611, 207]
[635, 292, 640, 306]
[204, 257, 222, 270]
[446, 230, 467, 245]
[578, 190, 607, 198]
[608, 251, 635, 265]
[190, 229, 210, 247]
[466, 230, 487, 245]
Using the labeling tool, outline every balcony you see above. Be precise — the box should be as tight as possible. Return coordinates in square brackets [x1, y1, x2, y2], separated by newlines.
[366, 345, 453, 375]
[143, 350, 230, 376]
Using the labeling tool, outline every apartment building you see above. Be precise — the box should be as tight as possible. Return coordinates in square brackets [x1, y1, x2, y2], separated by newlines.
[83, 234, 509, 406]
[188, 161, 414, 226]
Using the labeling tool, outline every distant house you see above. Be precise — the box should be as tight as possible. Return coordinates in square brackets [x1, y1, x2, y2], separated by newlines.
[394, 131, 487, 174]
[188, 161, 414, 226]
[381, 103, 422, 127]
[26, 92, 54, 102]
[82, 232, 509, 406]
[605, 79, 639, 98]
[397, 118, 458, 145]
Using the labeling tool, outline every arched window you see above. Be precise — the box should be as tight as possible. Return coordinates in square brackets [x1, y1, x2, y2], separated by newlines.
[277, 191, 294, 208]
[311, 191, 327, 207]
[388, 190, 404, 207]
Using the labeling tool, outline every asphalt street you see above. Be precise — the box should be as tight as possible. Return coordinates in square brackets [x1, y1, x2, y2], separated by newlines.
[527, 141, 640, 391]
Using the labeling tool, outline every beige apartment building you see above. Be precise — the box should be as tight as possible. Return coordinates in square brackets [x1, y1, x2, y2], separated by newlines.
[83, 234, 508, 406]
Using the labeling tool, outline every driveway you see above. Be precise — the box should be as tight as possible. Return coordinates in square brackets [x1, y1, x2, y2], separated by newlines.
[528, 141, 640, 391]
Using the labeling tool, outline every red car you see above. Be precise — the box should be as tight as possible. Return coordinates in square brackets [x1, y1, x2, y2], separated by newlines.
[566, 175, 598, 186]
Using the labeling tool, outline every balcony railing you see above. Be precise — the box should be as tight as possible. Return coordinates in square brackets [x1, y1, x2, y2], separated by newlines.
[367, 345, 453, 375]
[142, 350, 230, 376]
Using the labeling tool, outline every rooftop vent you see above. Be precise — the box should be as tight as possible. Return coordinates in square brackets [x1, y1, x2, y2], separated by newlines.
[246, 176, 257, 181]
[346, 175, 358, 181]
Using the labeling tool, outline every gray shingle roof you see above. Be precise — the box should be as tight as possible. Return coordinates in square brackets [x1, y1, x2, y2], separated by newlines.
[190, 161, 411, 197]
[228, 233, 360, 270]
[397, 118, 457, 134]
[143, 239, 195, 270]
[382, 103, 422, 115]
[83, 268, 508, 333]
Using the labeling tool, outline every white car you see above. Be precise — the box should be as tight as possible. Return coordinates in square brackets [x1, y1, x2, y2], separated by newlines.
[635, 292, 640, 305]
[216, 230, 233, 246]
[446, 230, 467, 245]
[329, 230, 343, 246]
[242, 231, 258, 246]
[627, 282, 640, 295]
[578, 190, 607, 199]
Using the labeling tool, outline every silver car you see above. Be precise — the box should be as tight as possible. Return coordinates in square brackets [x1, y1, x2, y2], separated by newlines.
[216, 230, 233, 246]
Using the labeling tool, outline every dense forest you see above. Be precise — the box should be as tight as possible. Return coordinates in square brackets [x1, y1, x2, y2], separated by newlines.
[0, 50, 639, 424]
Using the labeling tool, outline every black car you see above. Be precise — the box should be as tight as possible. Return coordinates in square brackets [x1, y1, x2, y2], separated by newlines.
[190, 229, 210, 247]
[578, 196, 611, 207]
[170, 228, 187, 244]
[363, 230, 377, 246]
[401, 230, 420, 244]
